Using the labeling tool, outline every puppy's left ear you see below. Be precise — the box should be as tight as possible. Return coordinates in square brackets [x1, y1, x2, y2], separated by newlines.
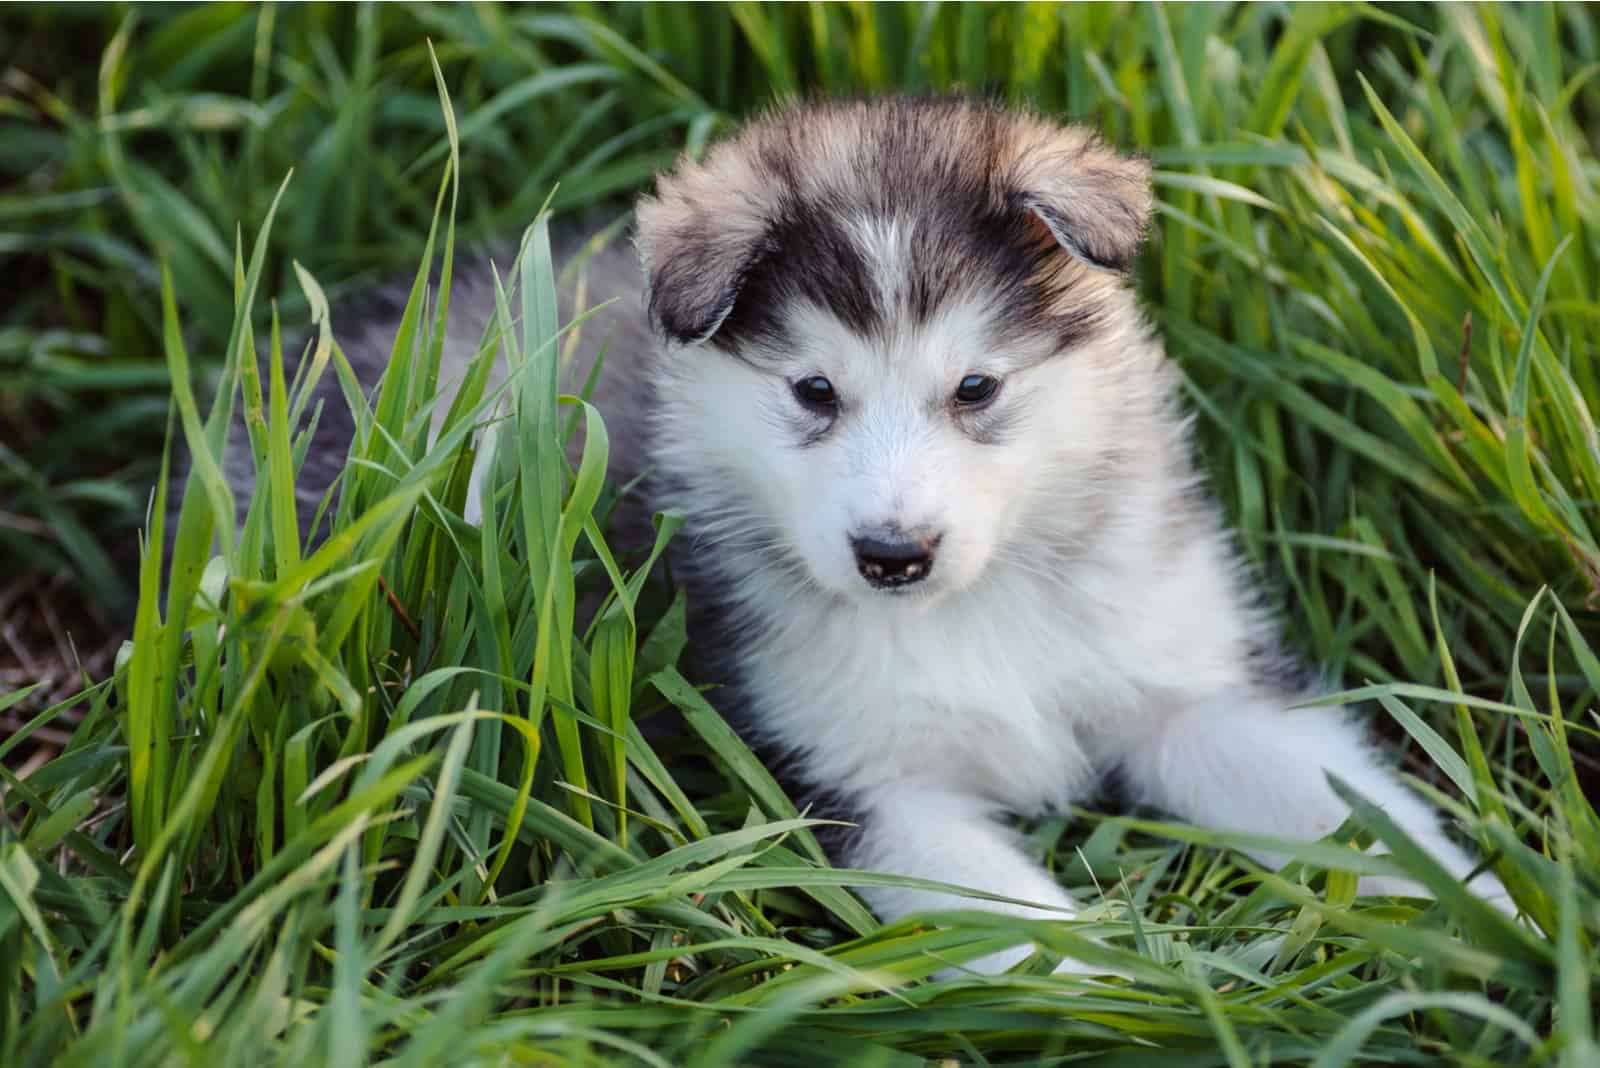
[1007, 126, 1153, 273]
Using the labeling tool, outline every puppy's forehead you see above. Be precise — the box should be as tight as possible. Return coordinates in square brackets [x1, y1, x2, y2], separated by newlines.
[701, 99, 1122, 357]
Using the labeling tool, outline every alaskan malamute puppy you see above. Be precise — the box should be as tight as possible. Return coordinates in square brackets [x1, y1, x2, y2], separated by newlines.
[303, 97, 1510, 974]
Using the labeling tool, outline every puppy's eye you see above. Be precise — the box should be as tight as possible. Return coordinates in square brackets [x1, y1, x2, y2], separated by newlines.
[793, 375, 838, 410]
[953, 374, 1000, 407]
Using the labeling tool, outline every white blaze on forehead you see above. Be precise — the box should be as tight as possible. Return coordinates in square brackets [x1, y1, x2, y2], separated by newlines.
[842, 214, 1049, 361]
[797, 214, 1071, 375]
[845, 214, 912, 314]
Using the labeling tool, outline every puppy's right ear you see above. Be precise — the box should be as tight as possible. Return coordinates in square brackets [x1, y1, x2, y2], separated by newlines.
[634, 150, 774, 346]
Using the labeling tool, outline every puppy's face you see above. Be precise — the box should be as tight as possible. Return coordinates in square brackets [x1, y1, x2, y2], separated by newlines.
[638, 99, 1153, 603]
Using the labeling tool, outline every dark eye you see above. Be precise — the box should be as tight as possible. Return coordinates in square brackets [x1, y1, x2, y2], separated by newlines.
[954, 374, 1000, 407]
[793, 375, 838, 411]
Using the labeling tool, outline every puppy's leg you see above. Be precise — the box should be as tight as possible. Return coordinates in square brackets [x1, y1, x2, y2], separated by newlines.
[847, 785, 1105, 976]
[1113, 696, 1510, 907]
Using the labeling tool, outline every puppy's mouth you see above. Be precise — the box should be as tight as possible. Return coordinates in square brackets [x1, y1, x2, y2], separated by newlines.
[855, 567, 947, 601]
[851, 532, 941, 592]
[857, 558, 934, 590]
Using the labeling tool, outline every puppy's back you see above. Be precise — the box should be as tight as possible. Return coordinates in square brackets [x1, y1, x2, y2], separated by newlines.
[207, 226, 655, 545]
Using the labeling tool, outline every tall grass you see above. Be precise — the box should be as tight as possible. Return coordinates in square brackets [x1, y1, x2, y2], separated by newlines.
[2, 4, 1598, 1064]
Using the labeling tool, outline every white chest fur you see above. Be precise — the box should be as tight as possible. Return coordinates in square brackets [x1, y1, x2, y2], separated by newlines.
[734, 536, 1246, 815]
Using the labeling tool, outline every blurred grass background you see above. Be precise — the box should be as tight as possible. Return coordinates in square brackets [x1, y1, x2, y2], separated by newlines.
[1, 3, 1598, 1064]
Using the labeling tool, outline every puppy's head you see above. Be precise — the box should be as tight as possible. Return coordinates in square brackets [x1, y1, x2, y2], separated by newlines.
[637, 97, 1154, 603]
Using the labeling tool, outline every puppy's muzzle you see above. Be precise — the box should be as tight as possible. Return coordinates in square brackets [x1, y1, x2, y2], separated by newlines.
[851, 531, 942, 589]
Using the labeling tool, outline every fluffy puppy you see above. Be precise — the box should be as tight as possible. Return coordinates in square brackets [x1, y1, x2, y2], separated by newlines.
[627, 97, 1507, 973]
[306, 96, 1507, 976]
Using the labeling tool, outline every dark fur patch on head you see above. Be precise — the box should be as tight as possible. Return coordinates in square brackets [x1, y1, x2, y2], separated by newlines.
[717, 201, 883, 349]
[635, 96, 1153, 354]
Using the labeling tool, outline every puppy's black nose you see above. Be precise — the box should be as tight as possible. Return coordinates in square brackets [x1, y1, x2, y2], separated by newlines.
[852, 532, 940, 588]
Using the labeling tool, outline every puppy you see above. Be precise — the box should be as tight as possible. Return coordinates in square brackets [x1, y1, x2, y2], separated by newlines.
[629, 97, 1509, 972]
[311, 96, 1511, 975]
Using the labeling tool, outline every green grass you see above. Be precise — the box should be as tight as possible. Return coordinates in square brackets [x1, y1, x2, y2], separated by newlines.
[2, 3, 1599, 1064]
